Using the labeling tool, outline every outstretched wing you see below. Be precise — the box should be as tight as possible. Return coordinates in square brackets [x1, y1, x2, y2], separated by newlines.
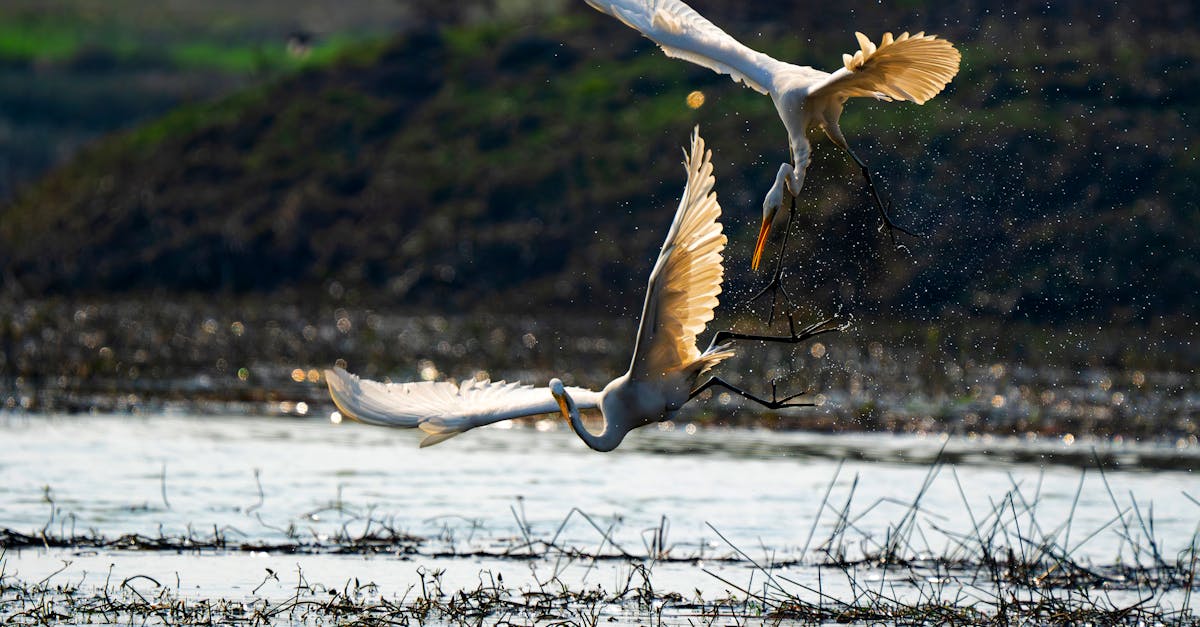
[325, 367, 599, 447]
[629, 128, 728, 381]
[585, 0, 788, 95]
[808, 31, 960, 103]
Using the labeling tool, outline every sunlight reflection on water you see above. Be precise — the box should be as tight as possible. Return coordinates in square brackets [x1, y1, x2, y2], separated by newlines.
[1, 413, 1195, 559]
[1, 413, 1198, 621]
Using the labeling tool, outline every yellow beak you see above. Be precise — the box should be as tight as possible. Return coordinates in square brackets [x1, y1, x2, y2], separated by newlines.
[555, 395, 570, 420]
[751, 217, 772, 271]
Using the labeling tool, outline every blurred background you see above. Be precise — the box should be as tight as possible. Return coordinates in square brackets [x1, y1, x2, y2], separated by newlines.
[0, 0, 1195, 439]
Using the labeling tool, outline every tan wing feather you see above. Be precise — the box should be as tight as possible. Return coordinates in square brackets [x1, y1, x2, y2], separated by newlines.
[629, 127, 728, 380]
[810, 31, 960, 103]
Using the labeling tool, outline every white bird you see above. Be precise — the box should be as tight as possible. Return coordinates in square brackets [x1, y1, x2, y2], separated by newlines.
[325, 128, 841, 451]
[584, 0, 961, 269]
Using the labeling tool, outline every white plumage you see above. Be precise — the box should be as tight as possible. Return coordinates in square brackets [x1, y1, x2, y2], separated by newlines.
[325, 372, 601, 447]
[585, 0, 961, 267]
[327, 128, 734, 451]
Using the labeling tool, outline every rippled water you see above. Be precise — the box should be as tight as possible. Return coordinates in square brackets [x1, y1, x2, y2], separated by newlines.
[1, 413, 1197, 620]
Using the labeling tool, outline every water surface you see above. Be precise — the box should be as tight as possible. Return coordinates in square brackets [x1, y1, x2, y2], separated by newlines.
[1, 414, 1197, 619]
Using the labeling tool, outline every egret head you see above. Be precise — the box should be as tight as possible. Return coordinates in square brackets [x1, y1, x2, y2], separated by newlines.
[753, 206, 777, 271]
[753, 164, 794, 270]
[549, 378, 570, 419]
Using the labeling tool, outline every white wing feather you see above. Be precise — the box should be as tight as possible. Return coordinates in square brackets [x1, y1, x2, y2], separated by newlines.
[325, 367, 599, 447]
[585, 0, 786, 94]
[629, 128, 730, 381]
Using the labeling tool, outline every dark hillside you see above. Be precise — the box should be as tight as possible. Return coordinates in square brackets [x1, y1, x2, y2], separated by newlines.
[2, 2, 1196, 326]
[0, 0, 414, 202]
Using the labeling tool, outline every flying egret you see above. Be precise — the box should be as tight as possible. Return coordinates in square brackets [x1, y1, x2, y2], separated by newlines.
[584, 0, 961, 269]
[325, 128, 843, 451]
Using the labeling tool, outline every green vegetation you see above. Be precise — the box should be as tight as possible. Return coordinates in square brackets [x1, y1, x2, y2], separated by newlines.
[1, 2, 1197, 328]
[0, 0, 407, 203]
[0, 17, 89, 62]
[0, 11, 391, 73]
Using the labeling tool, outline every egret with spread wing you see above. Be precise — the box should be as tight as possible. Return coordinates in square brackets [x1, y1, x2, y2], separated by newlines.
[325, 129, 841, 451]
[584, 0, 960, 270]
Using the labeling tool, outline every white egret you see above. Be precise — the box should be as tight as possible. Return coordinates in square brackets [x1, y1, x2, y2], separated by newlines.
[584, 0, 961, 269]
[325, 128, 842, 451]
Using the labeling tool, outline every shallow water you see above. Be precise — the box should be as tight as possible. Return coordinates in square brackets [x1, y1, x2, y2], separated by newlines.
[1, 414, 1197, 621]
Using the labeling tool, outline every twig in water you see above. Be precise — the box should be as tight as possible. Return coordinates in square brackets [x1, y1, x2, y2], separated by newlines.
[252, 568, 280, 595]
[1128, 490, 1167, 568]
[884, 452, 945, 561]
[246, 468, 264, 514]
[35, 559, 72, 589]
[546, 507, 635, 559]
[509, 500, 535, 556]
[120, 574, 172, 624]
[1182, 529, 1198, 616]
[39, 485, 55, 548]
[1094, 447, 1139, 562]
[818, 472, 859, 561]
[1062, 468, 1087, 557]
[800, 459, 843, 558]
[704, 522, 788, 599]
[160, 462, 171, 509]
[642, 515, 670, 561]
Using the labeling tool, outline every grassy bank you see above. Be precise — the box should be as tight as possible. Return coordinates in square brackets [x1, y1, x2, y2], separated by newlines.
[1, 2, 1197, 325]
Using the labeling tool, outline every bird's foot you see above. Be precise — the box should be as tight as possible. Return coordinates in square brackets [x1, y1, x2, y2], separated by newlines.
[742, 265, 795, 326]
[762, 379, 814, 409]
[695, 315, 849, 406]
[785, 313, 850, 344]
[876, 198, 920, 245]
[690, 376, 815, 409]
[710, 313, 848, 349]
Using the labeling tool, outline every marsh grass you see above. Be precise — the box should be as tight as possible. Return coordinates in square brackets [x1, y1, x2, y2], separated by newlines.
[2, 451, 1198, 625]
[719, 453, 1200, 625]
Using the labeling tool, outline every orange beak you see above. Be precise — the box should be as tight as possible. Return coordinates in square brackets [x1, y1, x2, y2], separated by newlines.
[555, 395, 570, 421]
[751, 217, 772, 270]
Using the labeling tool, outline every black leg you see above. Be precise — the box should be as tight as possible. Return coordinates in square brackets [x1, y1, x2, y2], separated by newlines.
[689, 376, 814, 408]
[741, 194, 798, 324]
[706, 314, 846, 354]
[694, 316, 846, 407]
[844, 146, 920, 243]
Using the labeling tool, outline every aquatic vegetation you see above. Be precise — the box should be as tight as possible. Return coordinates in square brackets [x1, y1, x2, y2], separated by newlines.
[2, 451, 1197, 625]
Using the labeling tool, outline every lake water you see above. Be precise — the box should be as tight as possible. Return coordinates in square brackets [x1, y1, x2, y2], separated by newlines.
[1, 413, 1197, 622]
